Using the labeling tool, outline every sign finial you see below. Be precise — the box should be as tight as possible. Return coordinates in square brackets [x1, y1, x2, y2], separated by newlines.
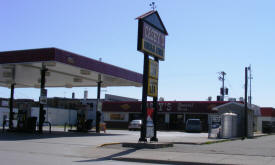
[150, 2, 156, 11]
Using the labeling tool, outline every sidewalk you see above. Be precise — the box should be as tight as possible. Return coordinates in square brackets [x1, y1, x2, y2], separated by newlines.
[102, 132, 274, 165]
[112, 149, 275, 165]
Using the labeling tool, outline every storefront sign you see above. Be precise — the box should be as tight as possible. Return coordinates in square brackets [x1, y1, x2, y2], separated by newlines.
[177, 103, 194, 111]
[110, 113, 125, 120]
[138, 22, 166, 60]
[103, 101, 228, 113]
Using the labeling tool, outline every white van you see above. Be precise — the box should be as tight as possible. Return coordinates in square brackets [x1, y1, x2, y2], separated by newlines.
[185, 119, 202, 132]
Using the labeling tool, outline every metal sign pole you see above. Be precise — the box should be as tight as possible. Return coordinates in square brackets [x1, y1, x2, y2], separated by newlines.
[139, 53, 149, 142]
[151, 57, 159, 142]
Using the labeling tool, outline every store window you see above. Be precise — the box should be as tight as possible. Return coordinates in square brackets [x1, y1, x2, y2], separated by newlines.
[110, 113, 125, 120]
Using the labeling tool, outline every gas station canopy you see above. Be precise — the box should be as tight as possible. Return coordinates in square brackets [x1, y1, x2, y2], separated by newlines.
[0, 48, 143, 88]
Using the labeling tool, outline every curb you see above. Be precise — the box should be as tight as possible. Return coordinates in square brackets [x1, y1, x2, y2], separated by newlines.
[122, 142, 173, 149]
[98, 134, 270, 148]
[97, 142, 121, 148]
[173, 142, 204, 145]
[253, 133, 272, 138]
[112, 157, 232, 165]
[98, 140, 227, 148]
[173, 139, 232, 145]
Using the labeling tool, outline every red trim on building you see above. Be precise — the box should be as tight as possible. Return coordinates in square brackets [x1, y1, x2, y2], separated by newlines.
[261, 107, 275, 117]
[102, 101, 230, 113]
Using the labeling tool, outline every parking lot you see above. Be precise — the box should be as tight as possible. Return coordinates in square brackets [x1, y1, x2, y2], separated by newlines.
[1, 127, 275, 165]
[0, 127, 214, 165]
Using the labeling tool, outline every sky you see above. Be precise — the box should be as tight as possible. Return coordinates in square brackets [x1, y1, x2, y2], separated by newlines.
[0, 0, 275, 107]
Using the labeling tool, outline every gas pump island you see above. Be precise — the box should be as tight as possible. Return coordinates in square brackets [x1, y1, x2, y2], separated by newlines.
[136, 10, 168, 142]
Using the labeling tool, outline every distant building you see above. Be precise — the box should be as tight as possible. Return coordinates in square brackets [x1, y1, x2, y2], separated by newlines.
[257, 107, 275, 133]
[0, 96, 269, 134]
[0, 94, 138, 127]
[102, 101, 231, 131]
[102, 101, 264, 133]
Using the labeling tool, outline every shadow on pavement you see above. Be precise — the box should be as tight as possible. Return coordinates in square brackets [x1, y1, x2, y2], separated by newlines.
[113, 157, 233, 165]
[0, 131, 124, 141]
[75, 148, 139, 162]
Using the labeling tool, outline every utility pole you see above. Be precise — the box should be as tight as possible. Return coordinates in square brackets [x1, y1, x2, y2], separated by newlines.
[248, 65, 252, 105]
[244, 67, 248, 139]
[218, 71, 226, 101]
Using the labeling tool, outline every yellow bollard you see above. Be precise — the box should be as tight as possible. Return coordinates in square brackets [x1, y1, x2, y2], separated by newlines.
[100, 122, 106, 133]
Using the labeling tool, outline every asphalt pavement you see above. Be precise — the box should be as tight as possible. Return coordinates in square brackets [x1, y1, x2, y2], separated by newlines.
[0, 127, 274, 165]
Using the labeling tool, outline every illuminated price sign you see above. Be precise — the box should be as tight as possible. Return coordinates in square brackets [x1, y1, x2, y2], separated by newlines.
[147, 59, 159, 97]
[148, 78, 158, 97]
[148, 59, 159, 79]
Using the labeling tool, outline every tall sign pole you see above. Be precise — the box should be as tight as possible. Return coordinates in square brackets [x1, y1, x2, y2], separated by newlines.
[151, 56, 159, 142]
[139, 53, 149, 142]
[136, 9, 168, 142]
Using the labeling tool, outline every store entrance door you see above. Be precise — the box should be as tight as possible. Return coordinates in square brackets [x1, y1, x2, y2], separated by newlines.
[169, 114, 185, 130]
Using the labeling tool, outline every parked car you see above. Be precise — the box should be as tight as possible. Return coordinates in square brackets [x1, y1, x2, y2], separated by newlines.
[128, 119, 142, 131]
[185, 119, 202, 132]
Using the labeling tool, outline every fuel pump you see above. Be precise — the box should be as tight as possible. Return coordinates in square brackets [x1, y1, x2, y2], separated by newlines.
[17, 103, 30, 130]
[76, 103, 93, 132]
[16, 102, 37, 132]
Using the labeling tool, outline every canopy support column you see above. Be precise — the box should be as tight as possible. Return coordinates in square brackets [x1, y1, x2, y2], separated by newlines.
[39, 65, 47, 133]
[96, 80, 102, 133]
[9, 83, 15, 129]
[96, 60, 102, 134]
